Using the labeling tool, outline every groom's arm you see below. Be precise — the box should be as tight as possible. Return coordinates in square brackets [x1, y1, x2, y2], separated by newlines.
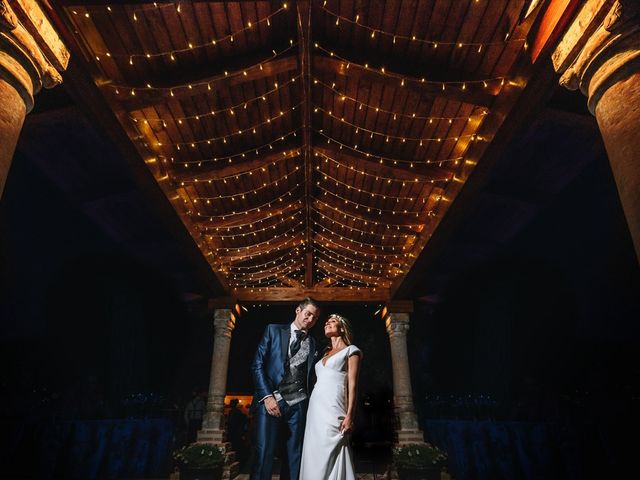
[252, 325, 275, 400]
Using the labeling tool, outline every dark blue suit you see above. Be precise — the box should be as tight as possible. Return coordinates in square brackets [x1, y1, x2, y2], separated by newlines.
[250, 324, 317, 480]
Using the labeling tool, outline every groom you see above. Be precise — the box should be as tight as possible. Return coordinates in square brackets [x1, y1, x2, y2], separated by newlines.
[250, 297, 320, 480]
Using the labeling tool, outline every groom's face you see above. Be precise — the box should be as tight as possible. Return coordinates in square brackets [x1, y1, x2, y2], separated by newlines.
[293, 304, 320, 332]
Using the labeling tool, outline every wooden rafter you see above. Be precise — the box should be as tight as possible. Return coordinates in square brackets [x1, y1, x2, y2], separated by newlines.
[297, 0, 314, 288]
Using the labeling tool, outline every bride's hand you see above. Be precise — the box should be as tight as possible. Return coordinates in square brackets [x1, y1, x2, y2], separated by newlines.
[339, 414, 353, 434]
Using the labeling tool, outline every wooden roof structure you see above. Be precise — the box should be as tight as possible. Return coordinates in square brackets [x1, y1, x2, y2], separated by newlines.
[47, 0, 573, 302]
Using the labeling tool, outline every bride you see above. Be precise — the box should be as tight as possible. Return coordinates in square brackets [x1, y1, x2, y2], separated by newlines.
[299, 314, 362, 480]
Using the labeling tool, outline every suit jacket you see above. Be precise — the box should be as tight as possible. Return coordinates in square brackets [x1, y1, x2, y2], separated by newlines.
[252, 323, 317, 406]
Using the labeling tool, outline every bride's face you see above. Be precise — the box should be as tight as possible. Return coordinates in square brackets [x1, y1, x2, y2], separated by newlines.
[324, 317, 341, 338]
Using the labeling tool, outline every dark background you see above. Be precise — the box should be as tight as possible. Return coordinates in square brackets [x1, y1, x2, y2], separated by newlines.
[1, 83, 639, 478]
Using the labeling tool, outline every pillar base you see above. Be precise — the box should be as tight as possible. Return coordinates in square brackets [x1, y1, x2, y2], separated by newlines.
[395, 429, 425, 445]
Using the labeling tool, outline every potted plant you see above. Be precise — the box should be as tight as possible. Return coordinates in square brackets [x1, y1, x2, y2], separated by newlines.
[172, 443, 225, 480]
[392, 443, 448, 480]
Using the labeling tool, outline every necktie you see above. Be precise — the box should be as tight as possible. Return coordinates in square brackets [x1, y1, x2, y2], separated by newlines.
[290, 330, 306, 357]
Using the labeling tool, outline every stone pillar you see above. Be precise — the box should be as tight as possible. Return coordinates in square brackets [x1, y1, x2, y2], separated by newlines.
[198, 308, 235, 444]
[0, 0, 69, 198]
[553, 0, 640, 263]
[385, 311, 424, 445]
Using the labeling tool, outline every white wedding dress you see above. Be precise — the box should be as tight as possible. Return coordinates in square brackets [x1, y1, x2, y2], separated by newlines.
[299, 344, 361, 480]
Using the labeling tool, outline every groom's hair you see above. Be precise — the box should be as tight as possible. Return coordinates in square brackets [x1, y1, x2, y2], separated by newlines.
[297, 297, 320, 311]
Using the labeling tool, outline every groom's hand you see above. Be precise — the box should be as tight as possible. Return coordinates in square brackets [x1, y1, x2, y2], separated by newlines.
[264, 396, 281, 417]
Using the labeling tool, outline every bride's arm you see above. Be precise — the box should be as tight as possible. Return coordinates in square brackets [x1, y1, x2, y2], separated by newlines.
[340, 352, 362, 434]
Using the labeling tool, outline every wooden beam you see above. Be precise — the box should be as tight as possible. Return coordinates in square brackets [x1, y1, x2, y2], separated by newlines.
[385, 300, 414, 313]
[297, 0, 313, 287]
[313, 144, 443, 181]
[174, 146, 301, 182]
[233, 287, 390, 302]
[116, 54, 298, 110]
[315, 56, 496, 108]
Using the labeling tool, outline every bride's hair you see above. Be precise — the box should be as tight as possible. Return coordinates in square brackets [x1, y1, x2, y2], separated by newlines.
[328, 313, 353, 345]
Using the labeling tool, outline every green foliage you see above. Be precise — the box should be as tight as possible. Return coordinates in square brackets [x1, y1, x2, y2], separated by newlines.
[172, 443, 224, 470]
[392, 443, 448, 470]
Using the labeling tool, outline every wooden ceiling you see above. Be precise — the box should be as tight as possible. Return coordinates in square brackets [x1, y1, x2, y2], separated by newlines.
[50, 0, 558, 302]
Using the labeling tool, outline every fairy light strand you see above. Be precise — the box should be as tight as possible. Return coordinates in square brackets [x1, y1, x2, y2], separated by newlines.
[164, 102, 302, 148]
[131, 75, 301, 125]
[170, 129, 300, 168]
[320, 5, 525, 48]
[314, 43, 505, 88]
[109, 41, 297, 93]
[312, 77, 489, 122]
[315, 131, 474, 166]
[315, 105, 477, 143]
[92, 5, 289, 61]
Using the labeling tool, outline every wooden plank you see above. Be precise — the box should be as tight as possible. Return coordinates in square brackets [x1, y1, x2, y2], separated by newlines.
[385, 300, 414, 313]
[233, 287, 390, 302]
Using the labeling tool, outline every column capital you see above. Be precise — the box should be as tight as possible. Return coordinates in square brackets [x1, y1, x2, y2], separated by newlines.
[213, 308, 235, 339]
[553, 0, 640, 113]
[385, 312, 410, 338]
[0, 0, 69, 111]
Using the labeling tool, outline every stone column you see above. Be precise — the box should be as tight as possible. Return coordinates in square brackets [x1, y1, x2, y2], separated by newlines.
[0, 0, 69, 198]
[198, 308, 235, 444]
[385, 312, 424, 445]
[553, 0, 640, 263]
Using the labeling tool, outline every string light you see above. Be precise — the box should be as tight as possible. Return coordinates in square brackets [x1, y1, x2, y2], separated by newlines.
[317, 170, 429, 202]
[92, 5, 289, 62]
[131, 75, 301, 125]
[195, 188, 301, 220]
[216, 221, 305, 253]
[320, 6, 525, 49]
[221, 246, 303, 270]
[312, 207, 416, 239]
[192, 167, 301, 203]
[108, 42, 297, 94]
[201, 202, 304, 231]
[170, 131, 300, 169]
[313, 225, 411, 252]
[164, 103, 301, 148]
[315, 151, 461, 181]
[313, 78, 488, 122]
[314, 44, 505, 89]
[315, 249, 397, 278]
[313, 245, 405, 270]
[315, 131, 471, 167]
[314, 198, 424, 228]
[315, 106, 477, 144]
